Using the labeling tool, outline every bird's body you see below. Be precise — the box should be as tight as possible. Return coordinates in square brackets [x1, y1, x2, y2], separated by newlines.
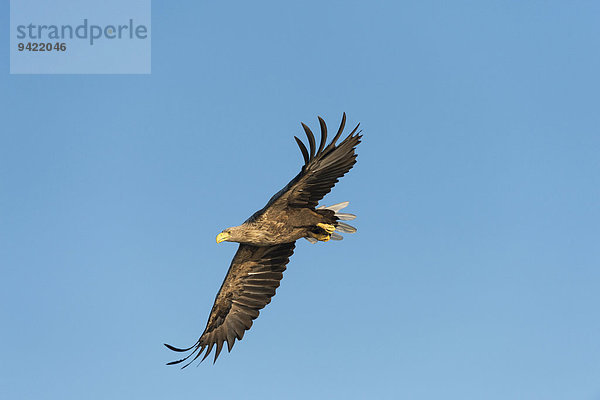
[230, 204, 336, 246]
[166, 113, 362, 366]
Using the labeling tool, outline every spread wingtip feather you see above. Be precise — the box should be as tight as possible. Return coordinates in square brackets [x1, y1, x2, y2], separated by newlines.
[301, 122, 316, 160]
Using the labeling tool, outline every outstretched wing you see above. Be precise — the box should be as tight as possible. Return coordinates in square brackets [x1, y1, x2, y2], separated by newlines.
[165, 242, 295, 366]
[264, 113, 362, 210]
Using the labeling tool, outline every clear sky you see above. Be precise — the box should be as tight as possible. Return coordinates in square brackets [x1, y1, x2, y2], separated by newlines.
[2, 1, 600, 399]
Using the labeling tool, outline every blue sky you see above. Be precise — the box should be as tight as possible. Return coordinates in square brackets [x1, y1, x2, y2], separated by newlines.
[2, 1, 600, 399]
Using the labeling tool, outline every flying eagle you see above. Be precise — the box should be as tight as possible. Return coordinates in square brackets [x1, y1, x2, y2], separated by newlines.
[165, 113, 362, 366]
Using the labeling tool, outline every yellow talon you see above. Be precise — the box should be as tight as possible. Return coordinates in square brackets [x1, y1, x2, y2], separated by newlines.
[309, 231, 331, 242]
[317, 223, 335, 234]
[315, 233, 330, 242]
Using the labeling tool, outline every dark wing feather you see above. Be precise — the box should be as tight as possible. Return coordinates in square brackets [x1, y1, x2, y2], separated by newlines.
[294, 136, 310, 165]
[165, 242, 295, 366]
[265, 113, 361, 210]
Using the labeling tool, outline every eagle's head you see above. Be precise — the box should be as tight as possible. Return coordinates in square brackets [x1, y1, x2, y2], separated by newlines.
[216, 226, 244, 243]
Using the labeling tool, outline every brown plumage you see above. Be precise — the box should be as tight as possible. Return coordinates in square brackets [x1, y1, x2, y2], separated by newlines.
[165, 113, 362, 366]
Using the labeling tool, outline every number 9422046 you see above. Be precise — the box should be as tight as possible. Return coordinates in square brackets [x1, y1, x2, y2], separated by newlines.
[18, 42, 67, 52]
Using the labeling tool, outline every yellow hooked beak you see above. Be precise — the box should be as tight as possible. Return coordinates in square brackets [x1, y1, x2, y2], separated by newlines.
[216, 232, 230, 244]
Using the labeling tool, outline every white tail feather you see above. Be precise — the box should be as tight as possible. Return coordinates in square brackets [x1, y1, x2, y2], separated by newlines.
[330, 232, 343, 240]
[336, 222, 357, 233]
[325, 201, 349, 212]
[335, 212, 356, 221]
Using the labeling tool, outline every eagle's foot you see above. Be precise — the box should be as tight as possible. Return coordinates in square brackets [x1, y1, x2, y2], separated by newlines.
[317, 223, 335, 234]
[307, 230, 331, 242]
[316, 233, 331, 242]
